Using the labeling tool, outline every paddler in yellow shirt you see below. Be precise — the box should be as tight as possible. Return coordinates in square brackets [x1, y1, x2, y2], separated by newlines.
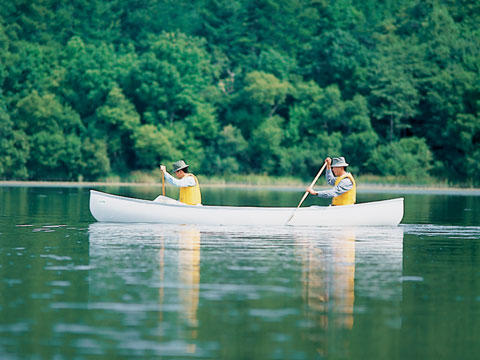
[306, 157, 356, 206]
[160, 160, 202, 205]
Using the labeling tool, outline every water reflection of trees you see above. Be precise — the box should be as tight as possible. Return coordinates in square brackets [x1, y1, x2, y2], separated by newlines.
[0, 222, 90, 359]
[401, 228, 480, 359]
[0, 187, 89, 224]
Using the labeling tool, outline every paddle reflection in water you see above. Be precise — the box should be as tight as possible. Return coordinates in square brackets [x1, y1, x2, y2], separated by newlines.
[87, 223, 404, 359]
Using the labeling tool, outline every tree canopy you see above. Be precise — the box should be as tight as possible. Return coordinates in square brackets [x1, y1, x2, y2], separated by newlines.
[0, 0, 478, 184]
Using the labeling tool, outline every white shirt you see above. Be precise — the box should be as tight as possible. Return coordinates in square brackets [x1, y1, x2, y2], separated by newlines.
[163, 172, 196, 187]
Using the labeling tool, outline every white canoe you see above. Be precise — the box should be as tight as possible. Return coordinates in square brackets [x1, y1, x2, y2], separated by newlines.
[89, 190, 404, 226]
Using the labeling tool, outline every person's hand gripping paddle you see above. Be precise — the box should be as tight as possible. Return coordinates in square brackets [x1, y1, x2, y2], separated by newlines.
[286, 160, 328, 225]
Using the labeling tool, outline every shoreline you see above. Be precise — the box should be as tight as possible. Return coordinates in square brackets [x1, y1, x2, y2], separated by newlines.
[1, 180, 480, 194]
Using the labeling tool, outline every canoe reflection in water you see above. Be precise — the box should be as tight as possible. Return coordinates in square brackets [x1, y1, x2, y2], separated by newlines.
[88, 223, 404, 358]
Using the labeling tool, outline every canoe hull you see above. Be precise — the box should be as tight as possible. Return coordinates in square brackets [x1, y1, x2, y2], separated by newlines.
[89, 190, 404, 226]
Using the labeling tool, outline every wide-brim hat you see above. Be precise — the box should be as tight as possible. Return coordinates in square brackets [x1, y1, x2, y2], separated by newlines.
[172, 160, 189, 172]
[331, 157, 349, 167]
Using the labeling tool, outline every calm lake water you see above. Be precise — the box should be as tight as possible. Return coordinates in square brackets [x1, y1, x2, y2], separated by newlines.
[1, 185, 479, 359]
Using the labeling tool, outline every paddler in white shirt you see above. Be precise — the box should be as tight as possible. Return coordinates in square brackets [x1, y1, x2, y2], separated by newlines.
[160, 160, 202, 205]
[306, 157, 356, 206]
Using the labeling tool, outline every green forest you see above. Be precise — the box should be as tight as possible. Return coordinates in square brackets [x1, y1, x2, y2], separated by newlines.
[0, 0, 479, 184]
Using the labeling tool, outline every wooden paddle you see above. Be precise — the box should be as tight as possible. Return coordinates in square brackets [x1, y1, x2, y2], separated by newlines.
[162, 171, 165, 196]
[286, 161, 328, 225]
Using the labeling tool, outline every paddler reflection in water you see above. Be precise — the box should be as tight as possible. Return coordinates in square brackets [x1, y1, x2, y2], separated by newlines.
[160, 160, 202, 205]
[306, 157, 356, 206]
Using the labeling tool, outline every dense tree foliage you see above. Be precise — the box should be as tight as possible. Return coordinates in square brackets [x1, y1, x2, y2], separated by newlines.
[0, 0, 478, 184]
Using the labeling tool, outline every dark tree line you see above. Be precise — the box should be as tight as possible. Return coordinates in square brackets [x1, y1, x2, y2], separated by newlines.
[0, 0, 479, 184]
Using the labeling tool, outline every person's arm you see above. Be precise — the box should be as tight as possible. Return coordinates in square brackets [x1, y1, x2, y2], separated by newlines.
[316, 178, 353, 198]
[160, 165, 196, 187]
[308, 178, 353, 198]
[306, 157, 335, 196]
[325, 168, 336, 185]
[163, 171, 196, 187]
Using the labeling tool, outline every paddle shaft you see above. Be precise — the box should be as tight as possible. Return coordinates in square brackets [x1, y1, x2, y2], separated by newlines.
[297, 161, 328, 208]
[286, 161, 328, 224]
[162, 172, 165, 196]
